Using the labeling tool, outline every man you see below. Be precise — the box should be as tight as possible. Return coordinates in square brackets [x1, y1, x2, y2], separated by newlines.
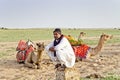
[45, 28, 75, 68]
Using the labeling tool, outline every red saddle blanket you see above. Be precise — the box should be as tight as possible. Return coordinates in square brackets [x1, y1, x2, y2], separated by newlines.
[16, 40, 35, 63]
[72, 44, 90, 59]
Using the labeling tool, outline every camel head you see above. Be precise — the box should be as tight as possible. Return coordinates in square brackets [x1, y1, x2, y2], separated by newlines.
[36, 42, 45, 51]
[101, 33, 113, 41]
[80, 32, 86, 36]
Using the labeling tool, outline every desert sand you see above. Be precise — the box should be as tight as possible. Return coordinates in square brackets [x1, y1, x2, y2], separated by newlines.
[0, 39, 120, 80]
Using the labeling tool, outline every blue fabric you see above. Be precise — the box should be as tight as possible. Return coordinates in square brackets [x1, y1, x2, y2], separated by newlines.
[53, 35, 63, 56]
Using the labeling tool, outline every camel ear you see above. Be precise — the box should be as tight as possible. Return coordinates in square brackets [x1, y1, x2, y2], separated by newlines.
[36, 43, 39, 46]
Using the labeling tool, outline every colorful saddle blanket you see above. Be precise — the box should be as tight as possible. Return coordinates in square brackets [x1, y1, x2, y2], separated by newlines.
[72, 44, 90, 59]
[16, 40, 35, 63]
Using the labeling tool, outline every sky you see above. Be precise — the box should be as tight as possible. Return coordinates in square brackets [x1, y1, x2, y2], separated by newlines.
[0, 0, 120, 28]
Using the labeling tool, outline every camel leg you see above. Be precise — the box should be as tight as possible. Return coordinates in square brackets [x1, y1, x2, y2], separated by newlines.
[36, 59, 41, 69]
[24, 52, 37, 69]
[25, 60, 38, 69]
[86, 51, 91, 59]
[37, 62, 41, 69]
[24, 52, 33, 68]
[32, 63, 38, 69]
[24, 61, 33, 68]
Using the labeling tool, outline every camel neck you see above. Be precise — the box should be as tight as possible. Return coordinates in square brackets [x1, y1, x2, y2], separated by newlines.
[95, 37, 105, 52]
[37, 50, 43, 62]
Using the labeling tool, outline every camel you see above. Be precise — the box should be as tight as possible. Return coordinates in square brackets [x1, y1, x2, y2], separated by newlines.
[75, 33, 113, 61]
[24, 42, 45, 69]
[78, 32, 86, 40]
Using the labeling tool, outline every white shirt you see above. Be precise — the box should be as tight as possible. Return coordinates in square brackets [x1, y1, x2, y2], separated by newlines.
[45, 37, 75, 68]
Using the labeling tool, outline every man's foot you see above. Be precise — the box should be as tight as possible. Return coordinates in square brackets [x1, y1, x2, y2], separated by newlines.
[61, 64, 66, 69]
[57, 64, 66, 71]
[55, 64, 61, 69]
[76, 57, 82, 62]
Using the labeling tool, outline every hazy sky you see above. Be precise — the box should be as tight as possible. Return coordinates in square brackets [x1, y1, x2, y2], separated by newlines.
[0, 0, 120, 28]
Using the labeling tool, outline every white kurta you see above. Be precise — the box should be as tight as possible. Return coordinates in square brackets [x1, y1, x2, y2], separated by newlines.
[45, 37, 75, 68]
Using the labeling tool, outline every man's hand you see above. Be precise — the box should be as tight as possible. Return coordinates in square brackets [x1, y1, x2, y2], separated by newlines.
[49, 47, 55, 52]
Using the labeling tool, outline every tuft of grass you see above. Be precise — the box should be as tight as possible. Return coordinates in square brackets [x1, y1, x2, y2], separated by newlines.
[101, 75, 120, 80]
[80, 75, 120, 80]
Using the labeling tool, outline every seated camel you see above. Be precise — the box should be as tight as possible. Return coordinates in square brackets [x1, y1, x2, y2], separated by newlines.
[24, 42, 45, 69]
[74, 33, 113, 61]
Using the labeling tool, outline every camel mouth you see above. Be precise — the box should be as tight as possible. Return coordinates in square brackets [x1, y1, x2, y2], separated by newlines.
[105, 35, 113, 41]
[110, 35, 113, 39]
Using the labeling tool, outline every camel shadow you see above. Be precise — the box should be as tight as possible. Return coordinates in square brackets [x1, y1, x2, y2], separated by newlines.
[0, 57, 53, 70]
[0, 59, 24, 69]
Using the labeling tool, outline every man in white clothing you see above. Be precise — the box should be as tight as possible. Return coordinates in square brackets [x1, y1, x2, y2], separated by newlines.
[45, 28, 75, 68]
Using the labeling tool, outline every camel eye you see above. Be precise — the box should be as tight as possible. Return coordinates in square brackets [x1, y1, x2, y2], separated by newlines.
[106, 36, 109, 38]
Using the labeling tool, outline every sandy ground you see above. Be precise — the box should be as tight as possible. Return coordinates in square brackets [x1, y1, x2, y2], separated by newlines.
[0, 40, 120, 80]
